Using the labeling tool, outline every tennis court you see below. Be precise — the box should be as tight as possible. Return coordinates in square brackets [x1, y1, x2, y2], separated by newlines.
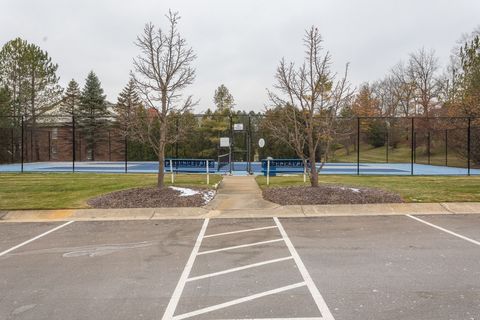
[0, 160, 479, 175]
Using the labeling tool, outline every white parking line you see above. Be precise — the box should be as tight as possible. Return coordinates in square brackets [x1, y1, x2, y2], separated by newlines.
[406, 214, 480, 246]
[273, 217, 335, 320]
[187, 256, 294, 282]
[172, 282, 307, 320]
[197, 239, 283, 255]
[162, 218, 210, 320]
[204, 226, 278, 238]
[217, 318, 323, 320]
[0, 221, 74, 257]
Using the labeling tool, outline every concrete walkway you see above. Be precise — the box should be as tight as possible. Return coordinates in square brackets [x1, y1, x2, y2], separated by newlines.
[205, 176, 277, 211]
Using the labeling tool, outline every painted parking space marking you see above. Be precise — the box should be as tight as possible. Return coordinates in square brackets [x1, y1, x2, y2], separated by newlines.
[173, 282, 308, 320]
[162, 218, 210, 320]
[0, 221, 74, 257]
[186, 256, 294, 282]
[273, 217, 335, 320]
[406, 214, 480, 246]
[204, 226, 278, 238]
[162, 217, 334, 320]
[197, 238, 284, 255]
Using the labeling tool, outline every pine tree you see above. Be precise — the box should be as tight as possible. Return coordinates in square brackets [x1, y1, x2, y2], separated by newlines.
[213, 84, 234, 113]
[78, 71, 109, 160]
[0, 38, 62, 161]
[60, 79, 81, 117]
[114, 78, 141, 134]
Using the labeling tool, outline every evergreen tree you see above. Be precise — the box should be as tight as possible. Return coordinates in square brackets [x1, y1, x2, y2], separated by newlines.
[60, 79, 81, 117]
[78, 71, 109, 160]
[213, 84, 234, 112]
[0, 37, 62, 161]
[0, 86, 11, 118]
[114, 78, 141, 134]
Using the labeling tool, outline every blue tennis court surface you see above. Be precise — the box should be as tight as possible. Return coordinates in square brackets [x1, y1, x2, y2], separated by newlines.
[0, 161, 478, 175]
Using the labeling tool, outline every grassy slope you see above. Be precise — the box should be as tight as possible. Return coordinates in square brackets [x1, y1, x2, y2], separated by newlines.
[256, 175, 480, 202]
[332, 143, 467, 168]
[0, 173, 222, 210]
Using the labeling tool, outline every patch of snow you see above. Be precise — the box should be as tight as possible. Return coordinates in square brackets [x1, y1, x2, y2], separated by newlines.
[203, 190, 216, 204]
[169, 186, 216, 205]
[337, 186, 361, 193]
[169, 186, 200, 197]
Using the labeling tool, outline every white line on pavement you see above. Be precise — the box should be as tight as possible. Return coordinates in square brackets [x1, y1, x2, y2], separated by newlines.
[203, 226, 278, 238]
[186, 256, 294, 282]
[0, 221, 74, 257]
[172, 282, 307, 320]
[218, 317, 324, 320]
[406, 214, 480, 246]
[161, 218, 210, 320]
[273, 217, 335, 320]
[197, 239, 283, 255]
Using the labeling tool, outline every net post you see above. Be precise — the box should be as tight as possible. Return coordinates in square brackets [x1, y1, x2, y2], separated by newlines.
[467, 117, 471, 176]
[267, 158, 270, 186]
[170, 159, 174, 184]
[206, 160, 210, 185]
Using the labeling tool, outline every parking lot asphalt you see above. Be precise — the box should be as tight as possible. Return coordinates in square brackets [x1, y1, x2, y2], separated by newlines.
[0, 215, 479, 320]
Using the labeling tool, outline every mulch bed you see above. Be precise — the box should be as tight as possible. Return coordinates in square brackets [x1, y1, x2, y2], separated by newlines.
[87, 187, 214, 208]
[263, 185, 403, 205]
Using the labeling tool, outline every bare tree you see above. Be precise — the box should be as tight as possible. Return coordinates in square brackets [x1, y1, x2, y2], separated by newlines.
[265, 27, 352, 187]
[390, 62, 416, 117]
[408, 48, 440, 116]
[132, 10, 196, 188]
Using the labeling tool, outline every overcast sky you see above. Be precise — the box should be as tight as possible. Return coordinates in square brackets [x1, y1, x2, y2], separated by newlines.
[1, 0, 479, 112]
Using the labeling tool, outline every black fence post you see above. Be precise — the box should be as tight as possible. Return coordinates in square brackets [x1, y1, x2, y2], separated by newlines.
[385, 129, 389, 163]
[356, 117, 360, 175]
[21, 116, 24, 173]
[413, 131, 417, 163]
[72, 116, 76, 172]
[427, 131, 431, 165]
[229, 115, 233, 174]
[124, 132, 128, 174]
[48, 131, 51, 161]
[467, 117, 471, 176]
[10, 127, 14, 163]
[411, 117, 414, 176]
[108, 130, 111, 161]
[247, 115, 252, 174]
[175, 117, 179, 158]
[445, 129, 448, 167]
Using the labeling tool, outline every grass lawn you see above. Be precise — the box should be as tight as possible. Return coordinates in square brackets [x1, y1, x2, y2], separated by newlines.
[0, 173, 222, 210]
[256, 175, 480, 203]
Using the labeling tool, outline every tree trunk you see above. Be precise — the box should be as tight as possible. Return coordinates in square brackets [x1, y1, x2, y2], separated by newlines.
[307, 126, 318, 187]
[157, 115, 167, 188]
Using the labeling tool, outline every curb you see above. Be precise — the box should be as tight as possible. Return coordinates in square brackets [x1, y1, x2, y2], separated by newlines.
[1, 202, 479, 222]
